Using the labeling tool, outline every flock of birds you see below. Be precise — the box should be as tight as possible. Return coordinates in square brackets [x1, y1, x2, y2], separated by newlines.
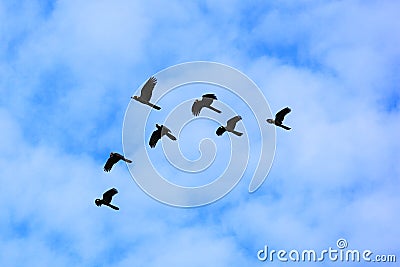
[95, 76, 292, 210]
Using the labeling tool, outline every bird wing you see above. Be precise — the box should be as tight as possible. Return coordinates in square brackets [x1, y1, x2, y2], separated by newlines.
[149, 128, 162, 148]
[103, 188, 118, 204]
[201, 97, 213, 107]
[202, 93, 217, 100]
[160, 125, 176, 140]
[139, 76, 157, 101]
[226, 115, 242, 130]
[191, 100, 203, 116]
[103, 154, 120, 172]
[160, 125, 170, 135]
[275, 107, 291, 124]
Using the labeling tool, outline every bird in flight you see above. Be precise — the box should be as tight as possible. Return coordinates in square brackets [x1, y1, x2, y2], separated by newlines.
[95, 188, 119, 210]
[216, 115, 243, 136]
[149, 124, 177, 148]
[104, 152, 132, 172]
[191, 93, 221, 116]
[267, 107, 292, 130]
[131, 76, 161, 110]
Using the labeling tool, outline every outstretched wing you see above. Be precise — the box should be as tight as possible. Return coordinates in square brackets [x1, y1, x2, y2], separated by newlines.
[191, 100, 203, 116]
[161, 125, 175, 137]
[149, 128, 162, 148]
[226, 115, 242, 130]
[275, 107, 291, 124]
[139, 76, 157, 101]
[201, 97, 213, 107]
[103, 158, 115, 172]
[103, 153, 121, 172]
[103, 188, 118, 204]
[202, 93, 217, 100]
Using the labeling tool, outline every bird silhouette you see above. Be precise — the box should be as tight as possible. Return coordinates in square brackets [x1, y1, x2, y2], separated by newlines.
[216, 115, 243, 136]
[131, 76, 161, 110]
[267, 107, 291, 130]
[191, 93, 221, 116]
[95, 188, 119, 210]
[104, 152, 132, 172]
[149, 124, 177, 148]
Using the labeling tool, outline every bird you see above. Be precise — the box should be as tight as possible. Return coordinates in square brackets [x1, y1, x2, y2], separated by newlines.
[191, 93, 221, 116]
[104, 152, 132, 172]
[131, 76, 161, 110]
[267, 107, 292, 130]
[216, 115, 243, 136]
[95, 188, 119, 210]
[149, 124, 177, 148]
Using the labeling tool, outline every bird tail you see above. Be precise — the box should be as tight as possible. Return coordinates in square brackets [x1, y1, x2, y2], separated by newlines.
[105, 203, 120, 210]
[166, 133, 177, 140]
[148, 103, 161, 110]
[231, 130, 243, 136]
[206, 106, 221, 113]
[124, 158, 133, 163]
[279, 124, 291, 130]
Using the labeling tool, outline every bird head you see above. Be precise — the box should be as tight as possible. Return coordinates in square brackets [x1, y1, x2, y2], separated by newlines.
[266, 119, 274, 124]
[109, 152, 114, 157]
[131, 96, 138, 100]
[216, 126, 226, 136]
[95, 199, 102, 206]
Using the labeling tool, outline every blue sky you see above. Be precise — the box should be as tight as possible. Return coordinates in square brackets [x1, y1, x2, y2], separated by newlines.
[1, 0, 399, 266]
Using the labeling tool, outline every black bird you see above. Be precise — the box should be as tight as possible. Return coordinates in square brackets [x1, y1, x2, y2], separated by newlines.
[267, 107, 292, 130]
[104, 152, 132, 172]
[216, 115, 243, 136]
[191, 93, 221, 116]
[149, 124, 177, 148]
[131, 76, 161, 110]
[95, 188, 119, 210]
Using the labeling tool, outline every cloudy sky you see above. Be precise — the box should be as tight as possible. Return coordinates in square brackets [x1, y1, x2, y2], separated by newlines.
[1, 0, 399, 266]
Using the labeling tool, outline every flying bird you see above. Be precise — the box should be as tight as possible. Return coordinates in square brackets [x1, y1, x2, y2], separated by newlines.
[149, 124, 177, 148]
[216, 115, 243, 136]
[131, 76, 161, 110]
[267, 107, 292, 130]
[191, 93, 221, 116]
[95, 188, 119, 210]
[104, 152, 132, 172]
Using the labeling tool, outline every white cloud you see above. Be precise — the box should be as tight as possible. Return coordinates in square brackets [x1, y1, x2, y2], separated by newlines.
[1, 0, 399, 266]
